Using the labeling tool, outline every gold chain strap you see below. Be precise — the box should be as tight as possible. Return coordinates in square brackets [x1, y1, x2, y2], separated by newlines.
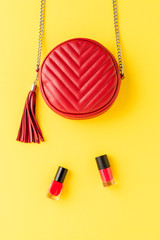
[33, 0, 124, 85]
[34, 0, 45, 85]
[112, 0, 124, 78]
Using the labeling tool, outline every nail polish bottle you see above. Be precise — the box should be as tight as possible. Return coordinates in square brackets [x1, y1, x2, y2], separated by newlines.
[95, 155, 115, 187]
[47, 166, 68, 200]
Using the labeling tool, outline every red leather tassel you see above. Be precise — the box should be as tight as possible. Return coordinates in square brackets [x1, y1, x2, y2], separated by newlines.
[17, 85, 44, 143]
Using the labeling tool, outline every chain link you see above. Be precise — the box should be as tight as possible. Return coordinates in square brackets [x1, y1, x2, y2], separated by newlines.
[112, 0, 124, 78]
[33, 0, 124, 85]
[34, 0, 45, 85]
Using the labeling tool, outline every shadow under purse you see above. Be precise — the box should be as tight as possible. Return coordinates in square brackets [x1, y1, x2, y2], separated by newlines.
[17, 0, 124, 143]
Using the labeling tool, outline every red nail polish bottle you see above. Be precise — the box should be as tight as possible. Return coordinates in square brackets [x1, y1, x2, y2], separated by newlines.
[47, 166, 68, 200]
[95, 155, 115, 187]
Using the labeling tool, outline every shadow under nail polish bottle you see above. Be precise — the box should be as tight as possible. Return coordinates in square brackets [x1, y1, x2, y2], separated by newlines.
[47, 166, 68, 200]
[95, 155, 115, 187]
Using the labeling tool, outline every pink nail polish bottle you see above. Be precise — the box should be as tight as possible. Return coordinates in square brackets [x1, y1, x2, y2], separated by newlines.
[96, 155, 115, 187]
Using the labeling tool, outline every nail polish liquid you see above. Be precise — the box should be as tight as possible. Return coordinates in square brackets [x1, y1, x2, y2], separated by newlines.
[47, 166, 68, 200]
[96, 155, 115, 187]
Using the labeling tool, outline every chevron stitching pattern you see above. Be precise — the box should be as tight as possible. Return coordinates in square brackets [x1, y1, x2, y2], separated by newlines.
[40, 39, 118, 114]
[42, 71, 80, 111]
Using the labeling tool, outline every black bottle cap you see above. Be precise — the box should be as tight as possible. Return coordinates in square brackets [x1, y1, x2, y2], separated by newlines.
[54, 166, 68, 183]
[95, 154, 110, 170]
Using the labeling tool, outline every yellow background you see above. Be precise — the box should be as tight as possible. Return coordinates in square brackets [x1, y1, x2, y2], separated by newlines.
[0, 0, 160, 239]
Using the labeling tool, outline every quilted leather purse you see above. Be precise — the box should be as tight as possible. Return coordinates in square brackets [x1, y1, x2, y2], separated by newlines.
[17, 0, 124, 143]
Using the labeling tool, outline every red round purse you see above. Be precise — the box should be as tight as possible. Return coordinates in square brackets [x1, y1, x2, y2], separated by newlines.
[17, 0, 124, 143]
[39, 38, 121, 119]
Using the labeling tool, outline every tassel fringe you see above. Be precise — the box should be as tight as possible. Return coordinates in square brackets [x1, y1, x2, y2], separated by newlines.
[17, 86, 44, 143]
